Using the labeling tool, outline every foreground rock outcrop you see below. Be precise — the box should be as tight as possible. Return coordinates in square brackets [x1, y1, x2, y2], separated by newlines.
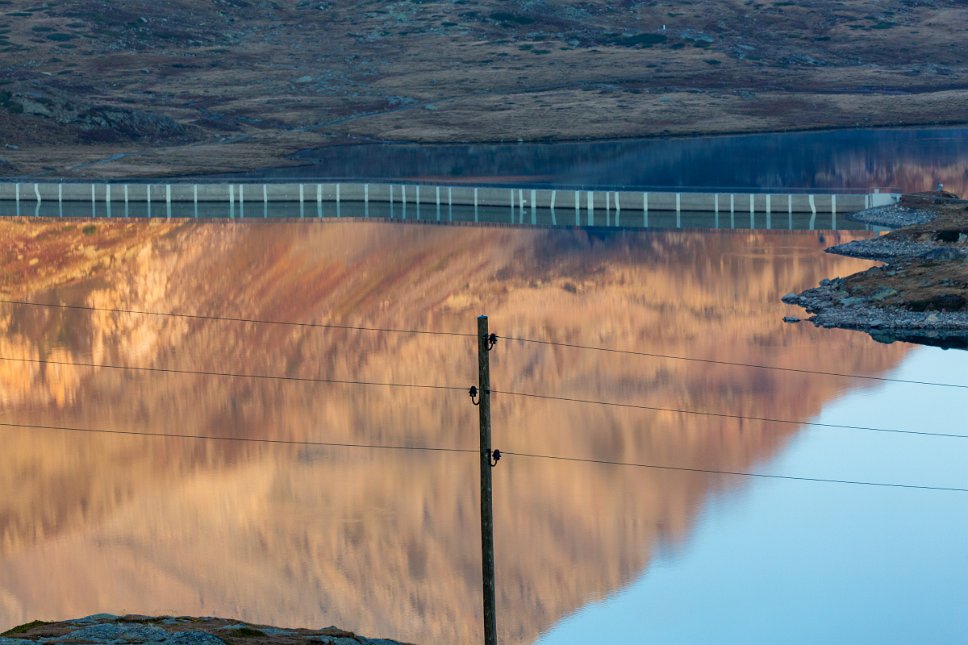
[783, 192, 968, 348]
[0, 615, 407, 645]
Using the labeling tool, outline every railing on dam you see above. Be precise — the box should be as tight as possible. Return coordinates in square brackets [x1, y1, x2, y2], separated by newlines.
[0, 181, 900, 230]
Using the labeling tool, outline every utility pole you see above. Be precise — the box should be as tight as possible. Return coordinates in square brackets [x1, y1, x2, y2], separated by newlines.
[476, 315, 498, 645]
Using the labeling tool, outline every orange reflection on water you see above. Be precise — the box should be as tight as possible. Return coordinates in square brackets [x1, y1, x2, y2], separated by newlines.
[0, 221, 908, 643]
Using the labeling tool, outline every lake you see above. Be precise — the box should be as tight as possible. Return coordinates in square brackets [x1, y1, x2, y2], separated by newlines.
[1, 220, 964, 643]
[230, 126, 968, 195]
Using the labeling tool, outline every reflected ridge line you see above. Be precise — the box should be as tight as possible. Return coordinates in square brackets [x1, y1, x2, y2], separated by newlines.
[501, 451, 968, 493]
[490, 389, 968, 440]
[501, 336, 968, 390]
[0, 421, 477, 454]
[2, 299, 964, 389]
[0, 356, 467, 393]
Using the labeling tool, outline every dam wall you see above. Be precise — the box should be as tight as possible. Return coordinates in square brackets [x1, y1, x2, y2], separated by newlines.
[0, 181, 900, 228]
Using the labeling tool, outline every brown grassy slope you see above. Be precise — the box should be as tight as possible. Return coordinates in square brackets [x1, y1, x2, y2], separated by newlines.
[0, 221, 907, 643]
[0, 0, 966, 177]
[833, 198, 968, 315]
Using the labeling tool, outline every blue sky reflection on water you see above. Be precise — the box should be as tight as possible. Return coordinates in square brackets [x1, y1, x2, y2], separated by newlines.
[536, 345, 968, 645]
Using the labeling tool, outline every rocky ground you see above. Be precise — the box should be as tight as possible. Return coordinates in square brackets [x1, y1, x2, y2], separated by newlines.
[783, 192, 968, 349]
[0, 615, 408, 645]
[1, 0, 967, 177]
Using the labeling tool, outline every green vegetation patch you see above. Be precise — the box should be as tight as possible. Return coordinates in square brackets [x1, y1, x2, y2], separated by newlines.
[0, 90, 23, 114]
[609, 33, 667, 48]
[2, 620, 49, 637]
[82, 224, 97, 236]
[489, 11, 534, 26]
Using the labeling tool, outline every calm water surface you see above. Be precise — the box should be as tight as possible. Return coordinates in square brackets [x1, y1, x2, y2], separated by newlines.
[538, 346, 968, 644]
[239, 127, 968, 194]
[0, 221, 964, 643]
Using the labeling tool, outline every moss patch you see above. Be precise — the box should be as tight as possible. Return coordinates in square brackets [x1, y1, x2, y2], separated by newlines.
[2, 620, 49, 637]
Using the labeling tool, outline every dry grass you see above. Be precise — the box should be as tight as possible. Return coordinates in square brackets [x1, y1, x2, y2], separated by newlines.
[0, 0, 966, 176]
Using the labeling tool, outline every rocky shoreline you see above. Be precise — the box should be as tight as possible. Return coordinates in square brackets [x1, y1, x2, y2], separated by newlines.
[0, 615, 408, 645]
[782, 192, 968, 349]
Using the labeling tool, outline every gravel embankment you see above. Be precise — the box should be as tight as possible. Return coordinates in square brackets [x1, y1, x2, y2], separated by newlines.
[846, 204, 937, 228]
[826, 238, 967, 261]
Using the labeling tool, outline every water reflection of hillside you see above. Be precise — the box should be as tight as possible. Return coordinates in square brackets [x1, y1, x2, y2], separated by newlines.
[0, 222, 909, 643]
[268, 128, 968, 194]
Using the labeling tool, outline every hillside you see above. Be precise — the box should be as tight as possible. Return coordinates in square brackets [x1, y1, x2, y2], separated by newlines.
[1, 0, 966, 177]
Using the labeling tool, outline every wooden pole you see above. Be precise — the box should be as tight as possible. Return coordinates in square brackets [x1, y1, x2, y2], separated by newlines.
[477, 315, 497, 645]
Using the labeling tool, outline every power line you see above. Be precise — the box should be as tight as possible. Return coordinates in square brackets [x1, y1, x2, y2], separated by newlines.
[0, 299, 474, 340]
[1, 420, 963, 494]
[3, 299, 965, 390]
[500, 451, 968, 494]
[4, 355, 962, 440]
[490, 389, 968, 440]
[0, 356, 466, 393]
[0, 420, 477, 455]
[501, 336, 968, 390]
